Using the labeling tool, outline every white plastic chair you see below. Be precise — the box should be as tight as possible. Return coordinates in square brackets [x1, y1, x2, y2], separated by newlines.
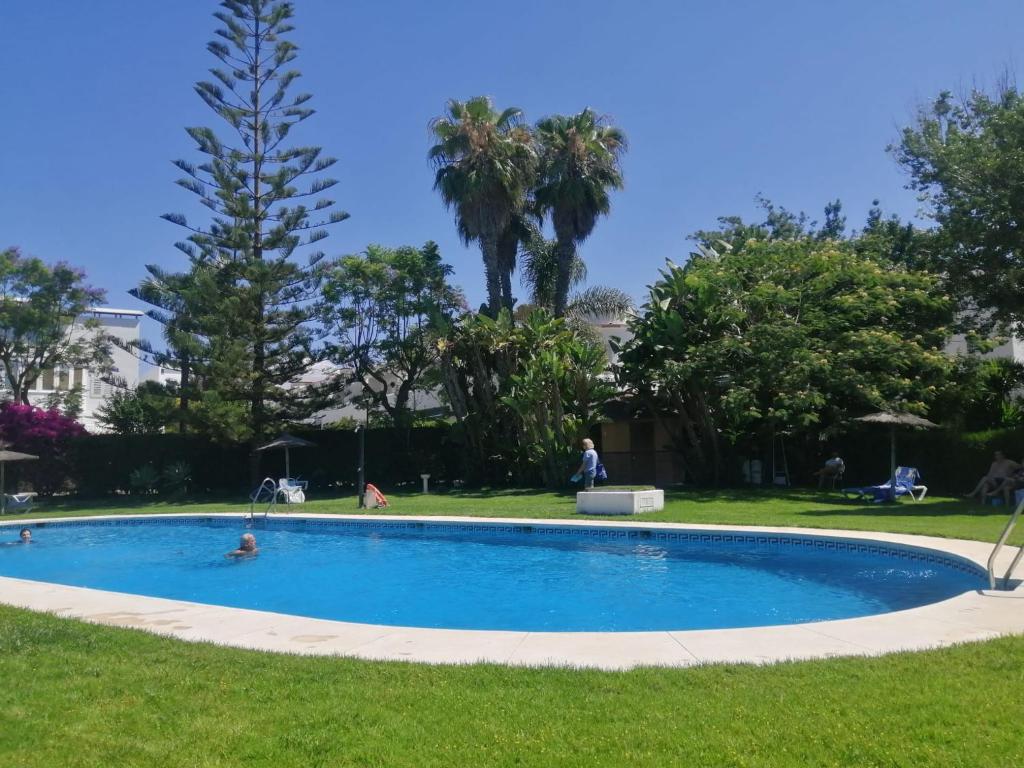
[276, 478, 307, 504]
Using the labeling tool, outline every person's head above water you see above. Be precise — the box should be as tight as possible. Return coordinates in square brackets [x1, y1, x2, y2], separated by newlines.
[227, 532, 258, 558]
[19, 528, 31, 543]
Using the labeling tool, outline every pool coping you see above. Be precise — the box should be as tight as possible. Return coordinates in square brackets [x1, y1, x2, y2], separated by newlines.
[0, 513, 1021, 670]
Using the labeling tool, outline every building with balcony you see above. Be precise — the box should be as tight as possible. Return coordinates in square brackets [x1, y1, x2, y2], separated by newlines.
[2, 307, 143, 432]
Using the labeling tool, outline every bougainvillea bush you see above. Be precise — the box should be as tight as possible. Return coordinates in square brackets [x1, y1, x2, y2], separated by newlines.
[0, 402, 86, 494]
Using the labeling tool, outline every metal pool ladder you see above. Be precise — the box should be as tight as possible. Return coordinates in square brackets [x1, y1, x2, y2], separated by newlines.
[246, 477, 278, 523]
[987, 498, 1024, 590]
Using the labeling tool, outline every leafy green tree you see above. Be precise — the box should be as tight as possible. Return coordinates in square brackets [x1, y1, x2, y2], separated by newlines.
[436, 311, 519, 482]
[931, 357, 1024, 431]
[694, 195, 939, 278]
[0, 247, 110, 405]
[164, 0, 347, 457]
[95, 381, 178, 434]
[42, 386, 83, 421]
[853, 201, 936, 272]
[893, 85, 1024, 323]
[534, 110, 627, 317]
[616, 240, 953, 483]
[501, 312, 615, 487]
[322, 242, 464, 431]
[438, 309, 613, 487]
[693, 196, 846, 253]
[429, 97, 535, 315]
[130, 264, 213, 433]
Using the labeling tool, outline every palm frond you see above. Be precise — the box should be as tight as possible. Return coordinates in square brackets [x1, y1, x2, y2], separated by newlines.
[566, 285, 634, 323]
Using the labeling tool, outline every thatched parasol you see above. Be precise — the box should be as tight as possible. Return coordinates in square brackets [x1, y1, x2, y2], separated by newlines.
[255, 433, 316, 479]
[852, 411, 939, 492]
[0, 448, 38, 514]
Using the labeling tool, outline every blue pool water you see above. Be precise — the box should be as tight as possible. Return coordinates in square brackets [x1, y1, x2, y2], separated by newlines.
[0, 518, 985, 632]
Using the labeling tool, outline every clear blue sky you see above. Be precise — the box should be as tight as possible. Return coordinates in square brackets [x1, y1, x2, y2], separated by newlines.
[2, 0, 1022, 327]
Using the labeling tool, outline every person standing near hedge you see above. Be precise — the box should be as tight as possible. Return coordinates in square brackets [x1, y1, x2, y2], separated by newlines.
[575, 438, 599, 490]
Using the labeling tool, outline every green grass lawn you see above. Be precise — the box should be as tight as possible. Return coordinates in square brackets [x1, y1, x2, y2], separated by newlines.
[1, 488, 1022, 766]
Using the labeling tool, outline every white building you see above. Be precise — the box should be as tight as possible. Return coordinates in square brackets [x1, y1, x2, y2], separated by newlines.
[945, 332, 1024, 364]
[15, 307, 143, 432]
[142, 365, 182, 388]
[589, 317, 633, 367]
[296, 360, 446, 427]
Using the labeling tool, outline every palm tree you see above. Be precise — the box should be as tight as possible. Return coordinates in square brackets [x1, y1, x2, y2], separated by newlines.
[534, 109, 627, 317]
[518, 225, 633, 327]
[429, 97, 535, 315]
[519, 224, 586, 311]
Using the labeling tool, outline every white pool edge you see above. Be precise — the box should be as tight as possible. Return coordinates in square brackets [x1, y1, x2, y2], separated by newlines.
[0, 513, 1021, 670]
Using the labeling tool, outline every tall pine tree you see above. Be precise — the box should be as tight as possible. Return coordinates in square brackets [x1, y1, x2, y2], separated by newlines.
[162, 0, 347, 465]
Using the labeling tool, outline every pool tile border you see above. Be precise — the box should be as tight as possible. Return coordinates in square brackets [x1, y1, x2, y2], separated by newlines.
[0, 513, 1021, 670]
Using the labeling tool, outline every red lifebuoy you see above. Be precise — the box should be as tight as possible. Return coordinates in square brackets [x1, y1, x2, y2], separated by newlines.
[365, 483, 389, 508]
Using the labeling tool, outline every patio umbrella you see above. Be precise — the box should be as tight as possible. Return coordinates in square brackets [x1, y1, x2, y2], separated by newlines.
[852, 411, 938, 493]
[0, 448, 38, 515]
[256, 433, 316, 479]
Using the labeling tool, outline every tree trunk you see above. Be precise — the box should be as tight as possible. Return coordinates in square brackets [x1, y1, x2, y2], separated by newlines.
[178, 353, 191, 433]
[248, 14, 265, 490]
[480, 234, 502, 317]
[391, 378, 416, 455]
[497, 228, 518, 313]
[552, 238, 576, 317]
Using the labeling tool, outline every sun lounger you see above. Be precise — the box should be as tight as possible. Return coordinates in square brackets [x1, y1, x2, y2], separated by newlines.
[3, 492, 36, 513]
[842, 467, 927, 503]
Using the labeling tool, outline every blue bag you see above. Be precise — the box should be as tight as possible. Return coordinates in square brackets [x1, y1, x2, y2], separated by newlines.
[595, 462, 608, 482]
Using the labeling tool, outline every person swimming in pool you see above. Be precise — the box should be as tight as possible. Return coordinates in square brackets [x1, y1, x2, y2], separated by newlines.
[1, 528, 32, 547]
[226, 532, 258, 558]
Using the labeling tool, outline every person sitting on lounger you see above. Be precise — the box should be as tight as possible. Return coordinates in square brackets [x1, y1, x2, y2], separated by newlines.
[813, 452, 845, 488]
[964, 451, 1021, 502]
[985, 458, 1024, 507]
[226, 533, 258, 558]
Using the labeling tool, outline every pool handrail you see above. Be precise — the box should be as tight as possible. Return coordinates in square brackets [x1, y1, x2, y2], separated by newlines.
[987, 498, 1024, 589]
[247, 478, 278, 522]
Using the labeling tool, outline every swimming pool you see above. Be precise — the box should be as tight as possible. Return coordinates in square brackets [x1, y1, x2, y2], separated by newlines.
[0, 516, 986, 632]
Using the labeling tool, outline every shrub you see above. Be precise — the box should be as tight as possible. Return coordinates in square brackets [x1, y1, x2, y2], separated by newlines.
[0, 401, 87, 494]
[161, 461, 192, 497]
[128, 465, 160, 494]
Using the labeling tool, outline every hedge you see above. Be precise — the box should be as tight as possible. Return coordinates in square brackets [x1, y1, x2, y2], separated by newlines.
[60, 426, 466, 498]
[11, 421, 1023, 499]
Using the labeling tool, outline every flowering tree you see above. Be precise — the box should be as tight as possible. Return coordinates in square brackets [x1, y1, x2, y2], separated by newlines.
[0, 402, 87, 494]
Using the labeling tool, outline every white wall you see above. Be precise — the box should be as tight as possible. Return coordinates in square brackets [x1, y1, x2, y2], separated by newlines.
[945, 333, 1024, 364]
[17, 309, 142, 432]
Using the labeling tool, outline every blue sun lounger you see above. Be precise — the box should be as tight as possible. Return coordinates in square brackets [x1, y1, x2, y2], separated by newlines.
[843, 466, 928, 503]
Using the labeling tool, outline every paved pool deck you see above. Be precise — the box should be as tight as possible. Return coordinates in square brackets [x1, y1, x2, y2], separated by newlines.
[0, 514, 1022, 670]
